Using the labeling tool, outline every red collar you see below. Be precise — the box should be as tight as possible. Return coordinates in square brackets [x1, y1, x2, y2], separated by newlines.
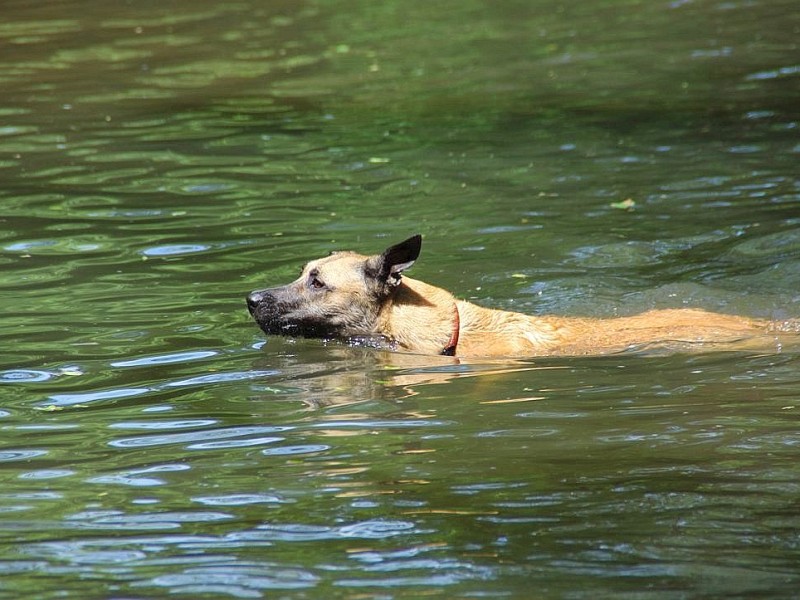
[440, 303, 460, 356]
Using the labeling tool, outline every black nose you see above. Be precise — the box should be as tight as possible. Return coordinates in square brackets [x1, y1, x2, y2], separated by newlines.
[246, 291, 263, 314]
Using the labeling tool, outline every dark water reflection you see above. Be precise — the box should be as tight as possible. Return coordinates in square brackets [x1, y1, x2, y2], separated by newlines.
[2, 0, 800, 597]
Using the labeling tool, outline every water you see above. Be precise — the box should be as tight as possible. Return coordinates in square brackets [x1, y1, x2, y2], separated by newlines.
[2, 0, 800, 597]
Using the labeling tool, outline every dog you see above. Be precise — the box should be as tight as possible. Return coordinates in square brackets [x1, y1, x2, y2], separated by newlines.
[247, 235, 797, 358]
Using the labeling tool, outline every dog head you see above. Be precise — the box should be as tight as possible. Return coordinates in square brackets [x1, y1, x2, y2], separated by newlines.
[247, 235, 422, 341]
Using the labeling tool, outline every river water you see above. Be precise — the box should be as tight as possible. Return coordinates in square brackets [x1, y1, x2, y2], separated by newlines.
[1, 0, 799, 597]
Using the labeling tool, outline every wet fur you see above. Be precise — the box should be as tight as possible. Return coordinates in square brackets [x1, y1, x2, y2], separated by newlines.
[247, 235, 796, 358]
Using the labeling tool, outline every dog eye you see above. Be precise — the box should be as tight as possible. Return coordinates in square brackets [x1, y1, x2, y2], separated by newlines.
[309, 276, 326, 290]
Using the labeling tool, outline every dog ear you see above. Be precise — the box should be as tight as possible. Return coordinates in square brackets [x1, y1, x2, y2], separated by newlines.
[367, 234, 422, 287]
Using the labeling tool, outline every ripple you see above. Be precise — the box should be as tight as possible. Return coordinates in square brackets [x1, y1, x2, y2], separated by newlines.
[0, 125, 38, 136]
[746, 64, 800, 81]
[253, 519, 419, 542]
[18, 469, 75, 480]
[46, 387, 150, 407]
[111, 350, 218, 367]
[0, 449, 47, 462]
[261, 444, 329, 456]
[62, 549, 148, 565]
[64, 509, 233, 530]
[730, 228, 800, 257]
[141, 244, 211, 257]
[0, 561, 51, 575]
[3, 240, 56, 252]
[182, 182, 233, 193]
[0, 492, 61, 501]
[728, 145, 762, 154]
[310, 419, 450, 430]
[147, 564, 318, 594]
[39, 369, 278, 408]
[110, 419, 218, 430]
[163, 370, 279, 388]
[253, 523, 331, 542]
[86, 463, 191, 488]
[0, 370, 53, 384]
[192, 493, 289, 506]
[188, 436, 285, 450]
[109, 425, 291, 449]
[334, 574, 479, 588]
[728, 431, 800, 454]
[2, 238, 106, 254]
[337, 520, 417, 539]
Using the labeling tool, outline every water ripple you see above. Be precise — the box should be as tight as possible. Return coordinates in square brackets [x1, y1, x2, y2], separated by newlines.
[163, 370, 279, 389]
[46, 387, 150, 407]
[18, 469, 75, 480]
[109, 426, 291, 449]
[338, 520, 417, 539]
[0, 449, 48, 462]
[0, 370, 54, 384]
[746, 64, 800, 81]
[254, 519, 420, 542]
[310, 419, 451, 430]
[40, 369, 278, 408]
[63, 509, 233, 530]
[110, 419, 218, 430]
[261, 444, 329, 456]
[189, 436, 285, 450]
[192, 494, 290, 506]
[141, 244, 212, 257]
[86, 463, 191, 488]
[111, 351, 219, 368]
[145, 564, 319, 595]
[334, 574, 484, 588]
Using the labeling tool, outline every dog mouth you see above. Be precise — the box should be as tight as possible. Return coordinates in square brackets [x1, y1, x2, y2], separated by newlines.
[246, 293, 291, 334]
[246, 290, 341, 339]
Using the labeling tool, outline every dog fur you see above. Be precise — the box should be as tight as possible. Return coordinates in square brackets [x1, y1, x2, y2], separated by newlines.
[247, 235, 796, 358]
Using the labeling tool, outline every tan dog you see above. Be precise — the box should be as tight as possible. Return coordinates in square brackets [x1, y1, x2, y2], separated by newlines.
[247, 235, 797, 357]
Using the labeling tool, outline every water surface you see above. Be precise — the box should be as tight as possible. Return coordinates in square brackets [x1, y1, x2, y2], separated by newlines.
[1, 0, 799, 597]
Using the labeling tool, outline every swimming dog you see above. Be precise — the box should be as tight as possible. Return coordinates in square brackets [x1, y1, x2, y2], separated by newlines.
[247, 235, 795, 357]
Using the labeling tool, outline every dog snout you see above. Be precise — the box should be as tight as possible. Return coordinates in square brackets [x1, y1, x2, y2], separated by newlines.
[246, 290, 266, 314]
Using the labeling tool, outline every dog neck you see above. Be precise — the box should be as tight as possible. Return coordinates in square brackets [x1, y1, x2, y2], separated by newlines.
[375, 277, 564, 357]
[375, 277, 461, 355]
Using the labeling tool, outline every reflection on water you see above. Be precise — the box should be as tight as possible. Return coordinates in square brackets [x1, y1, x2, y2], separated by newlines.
[1, 0, 799, 597]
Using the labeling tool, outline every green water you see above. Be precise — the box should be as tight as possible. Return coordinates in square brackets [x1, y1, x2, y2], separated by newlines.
[2, 0, 800, 597]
